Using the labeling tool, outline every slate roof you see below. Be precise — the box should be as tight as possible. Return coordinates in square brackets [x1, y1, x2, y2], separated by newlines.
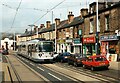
[63, 16, 84, 28]
[38, 24, 55, 34]
[57, 20, 68, 30]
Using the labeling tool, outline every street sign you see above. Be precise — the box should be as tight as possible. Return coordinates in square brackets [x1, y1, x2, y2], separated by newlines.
[78, 29, 82, 35]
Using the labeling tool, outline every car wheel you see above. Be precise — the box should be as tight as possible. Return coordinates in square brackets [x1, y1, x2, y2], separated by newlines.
[105, 67, 109, 70]
[91, 67, 95, 71]
[83, 65, 86, 69]
[68, 61, 70, 65]
[74, 62, 77, 67]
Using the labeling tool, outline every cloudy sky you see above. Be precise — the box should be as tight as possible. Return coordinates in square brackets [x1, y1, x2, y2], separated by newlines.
[0, 0, 95, 33]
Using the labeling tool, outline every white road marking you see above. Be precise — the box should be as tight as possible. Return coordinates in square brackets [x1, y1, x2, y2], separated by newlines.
[30, 63, 35, 66]
[22, 58, 25, 60]
[37, 67, 44, 71]
[16, 58, 49, 81]
[48, 73, 62, 81]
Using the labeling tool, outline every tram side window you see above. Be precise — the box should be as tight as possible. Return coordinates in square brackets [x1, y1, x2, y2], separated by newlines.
[18, 45, 21, 51]
[21, 45, 26, 51]
[28, 45, 31, 52]
[32, 44, 36, 52]
[36, 45, 39, 52]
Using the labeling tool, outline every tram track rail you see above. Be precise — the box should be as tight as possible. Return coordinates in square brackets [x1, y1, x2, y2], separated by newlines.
[15, 54, 109, 82]
[13, 53, 119, 82]
[15, 54, 85, 82]
[55, 63, 119, 82]
[5, 54, 49, 83]
[5, 55, 22, 83]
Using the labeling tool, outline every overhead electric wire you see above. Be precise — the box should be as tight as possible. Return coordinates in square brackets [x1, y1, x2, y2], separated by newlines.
[2, 3, 16, 10]
[5, 0, 22, 33]
[33, 0, 66, 24]
[2, 3, 49, 12]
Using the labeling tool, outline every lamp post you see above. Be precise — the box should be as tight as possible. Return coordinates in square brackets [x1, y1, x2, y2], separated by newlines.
[95, 0, 99, 55]
[14, 31, 16, 51]
[28, 24, 35, 40]
[55, 20, 57, 52]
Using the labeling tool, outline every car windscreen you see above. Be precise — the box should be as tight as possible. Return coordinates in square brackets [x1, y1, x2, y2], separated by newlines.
[95, 57, 107, 62]
[75, 55, 82, 58]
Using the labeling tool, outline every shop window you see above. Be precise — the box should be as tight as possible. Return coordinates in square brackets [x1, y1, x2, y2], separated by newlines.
[88, 58, 93, 62]
[71, 45, 74, 53]
[105, 15, 109, 31]
[98, 17, 100, 32]
[90, 19, 94, 33]
[109, 48, 116, 54]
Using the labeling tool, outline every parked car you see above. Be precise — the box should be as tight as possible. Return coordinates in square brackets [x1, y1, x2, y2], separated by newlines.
[53, 52, 59, 58]
[82, 55, 109, 71]
[68, 53, 87, 67]
[55, 52, 72, 62]
[53, 52, 59, 61]
[2, 50, 9, 55]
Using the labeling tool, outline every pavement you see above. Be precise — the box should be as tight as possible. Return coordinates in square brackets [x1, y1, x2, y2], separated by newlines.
[0, 51, 45, 82]
[109, 61, 120, 71]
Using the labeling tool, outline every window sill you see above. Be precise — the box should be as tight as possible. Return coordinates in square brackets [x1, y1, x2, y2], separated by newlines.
[89, 32, 93, 34]
[104, 30, 110, 33]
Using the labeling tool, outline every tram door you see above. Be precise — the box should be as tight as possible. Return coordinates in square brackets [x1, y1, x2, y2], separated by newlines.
[28, 45, 32, 57]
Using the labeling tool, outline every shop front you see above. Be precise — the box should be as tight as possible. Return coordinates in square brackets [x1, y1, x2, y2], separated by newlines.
[65, 39, 73, 53]
[83, 36, 96, 56]
[73, 38, 82, 54]
[100, 35, 119, 61]
[56, 39, 65, 53]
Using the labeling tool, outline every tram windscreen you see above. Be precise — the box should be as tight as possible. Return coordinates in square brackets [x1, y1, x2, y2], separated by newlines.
[39, 42, 54, 52]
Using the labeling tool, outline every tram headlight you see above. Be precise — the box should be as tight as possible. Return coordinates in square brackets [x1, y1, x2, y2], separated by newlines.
[51, 54, 53, 57]
[39, 54, 42, 57]
[49, 52, 53, 57]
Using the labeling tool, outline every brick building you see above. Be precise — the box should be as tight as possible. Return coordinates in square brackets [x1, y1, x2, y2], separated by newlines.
[17, 1, 120, 61]
[83, 2, 120, 61]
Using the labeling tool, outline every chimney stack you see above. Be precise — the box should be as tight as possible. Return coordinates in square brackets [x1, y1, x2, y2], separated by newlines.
[46, 21, 51, 28]
[34, 26, 38, 32]
[55, 18, 60, 26]
[80, 8, 88, 17]
[68, 11, 74, 23]
[40, 24, 45, 28]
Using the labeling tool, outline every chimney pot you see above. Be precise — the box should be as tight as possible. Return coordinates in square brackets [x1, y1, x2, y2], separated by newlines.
[46, 21, 51, 28]
[55, 18, 60, 26]
[40, 24, 44, 28]
[80, 8, 88, 17]
[68, 11, 74, 23]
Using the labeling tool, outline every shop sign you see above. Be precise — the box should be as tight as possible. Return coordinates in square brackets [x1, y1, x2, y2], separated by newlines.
[57, 39, 65, 43]
[73, 39, 80, 44]
[83, 37, 95, 43]
[66, 39, 72, 43]
[100, 35, 118, 41]
[78, 29, 82, 35]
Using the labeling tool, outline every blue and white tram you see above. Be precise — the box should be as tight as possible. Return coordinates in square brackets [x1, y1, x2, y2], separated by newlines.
[17, 38, 54, 62]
